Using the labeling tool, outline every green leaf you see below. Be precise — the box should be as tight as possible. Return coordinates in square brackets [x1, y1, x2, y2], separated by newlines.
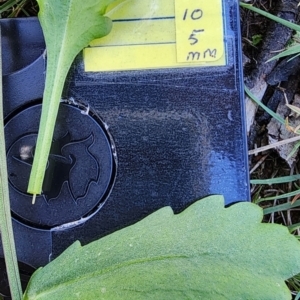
[251, 34, 262, 46]
[250, 174, 300, 185]
[245, 86, 285, 125]
[288, 222, 300, 233]
[263, 199, 300, 215]
[23, 196, 300, 300]
[27, 0, 123, 199]
[265, 44, 300, 63]
[287, 141, 300, 161]
[240, 3, 300, 63]
[240, 3, 300, 32]
[0, 25, 22, 299]
[258, 190, 300, 203]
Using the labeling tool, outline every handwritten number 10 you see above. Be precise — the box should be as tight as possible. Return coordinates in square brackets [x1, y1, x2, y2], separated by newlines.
[183, 8, 203, 20]
[183, 8, 204, 45]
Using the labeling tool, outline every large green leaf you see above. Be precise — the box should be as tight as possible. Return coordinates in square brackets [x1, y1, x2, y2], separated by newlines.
[23, 196, 300, 299]
[0, 25, 22, 299]
[27, 0, 125, 199]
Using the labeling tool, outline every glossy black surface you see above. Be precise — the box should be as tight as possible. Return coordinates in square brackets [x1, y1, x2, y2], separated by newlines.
[6, 103, 114, 228]
[0, 1, 249, 296]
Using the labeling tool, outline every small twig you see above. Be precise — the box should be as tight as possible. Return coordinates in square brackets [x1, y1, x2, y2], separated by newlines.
[248, 135, 300, 155]
[249, 154, 268, 174]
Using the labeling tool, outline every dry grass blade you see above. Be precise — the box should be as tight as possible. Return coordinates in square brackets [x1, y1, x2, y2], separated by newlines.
[249, 135, 300, 155]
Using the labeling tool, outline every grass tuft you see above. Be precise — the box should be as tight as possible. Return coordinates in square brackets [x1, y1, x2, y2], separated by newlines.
[0, 0, 38, 18]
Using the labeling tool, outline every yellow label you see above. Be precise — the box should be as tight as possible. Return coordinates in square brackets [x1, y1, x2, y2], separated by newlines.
[84, 0, 225, 72]
[175, 1, 224, 63]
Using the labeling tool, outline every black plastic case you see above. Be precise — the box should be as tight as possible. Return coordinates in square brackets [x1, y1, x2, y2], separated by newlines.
[0, 0, 249, 296]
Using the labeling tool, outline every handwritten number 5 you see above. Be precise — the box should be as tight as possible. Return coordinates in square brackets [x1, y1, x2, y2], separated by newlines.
[189, 29, 204, 45]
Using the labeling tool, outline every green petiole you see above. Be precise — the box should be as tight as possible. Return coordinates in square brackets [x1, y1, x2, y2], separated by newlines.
[27, 0, 126, 202]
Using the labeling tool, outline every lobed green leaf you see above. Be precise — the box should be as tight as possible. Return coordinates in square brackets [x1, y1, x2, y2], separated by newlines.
[24, 196, 300, 299]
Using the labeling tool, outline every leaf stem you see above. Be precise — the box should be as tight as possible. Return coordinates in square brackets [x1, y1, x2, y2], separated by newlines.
[27, 0, 115, 198]
[0, 25, 23, 300]
[27, 49, 68, 196]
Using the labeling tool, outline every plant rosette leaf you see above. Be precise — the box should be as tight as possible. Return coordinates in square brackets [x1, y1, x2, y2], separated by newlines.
[23, 196, 300, 299]
[27, 0, 126, 199]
